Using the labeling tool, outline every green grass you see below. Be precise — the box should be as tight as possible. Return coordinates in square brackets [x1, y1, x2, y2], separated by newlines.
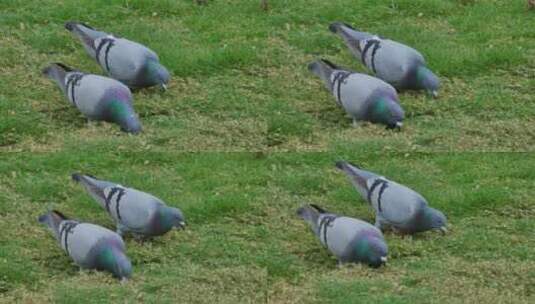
[1, 0, 535, 303]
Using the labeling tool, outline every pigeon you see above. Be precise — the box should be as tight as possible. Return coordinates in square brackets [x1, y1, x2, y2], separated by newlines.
[38, 210, 132, 280]
[297, 204, 388, 268]
[329, 22, 440, 97]
[308, 59, 404, 129]
[65, 22, 170, 89]
[71, 173, 186, 239]
[335, 161, 447, 235]
[42, 63, 142, 134]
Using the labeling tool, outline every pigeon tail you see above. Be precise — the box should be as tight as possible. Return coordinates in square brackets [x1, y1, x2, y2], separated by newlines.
[309, 204, 328, 214]
[42, 63, 76, 93]
[308, 59, 343, 92]
[329, 21, 356, 33]
[71, 172, 83, 182]
[71, 173, 114, 203]
[329, 22, 372, 40]
[335, 161, 360, 171]
[296, 205, 322, 233]
[330, 22, 375, 57]
[335, 161, 377, 199]
[42, 62, 75, 75]
[65, 21, 95, 31]
[65, 21, 108, 56]
[38, 210, 69, 239]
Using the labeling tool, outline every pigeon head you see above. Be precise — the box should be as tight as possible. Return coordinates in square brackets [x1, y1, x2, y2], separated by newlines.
[106, 99, 142, 134]
[421, 207, 448, 234]
[95, 244, 132, 280]
[158, 206, 186, 232]
[416, 65, 440, 98]
[354, 232, 388, 268]
[141, 59, 170, 90]
[369, 96, 404, 129]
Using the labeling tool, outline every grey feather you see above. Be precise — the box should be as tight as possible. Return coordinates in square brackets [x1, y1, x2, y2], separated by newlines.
[38, 210, 132, 279]
[330, 22, 440, 96]
[43, 63, 142, 134]
[308, 59, 404, 129]
[72, 174, 186, 238]
[297, 205, 388, 267]
[335, 161, 447, 234]
[65, 22, 170, 89]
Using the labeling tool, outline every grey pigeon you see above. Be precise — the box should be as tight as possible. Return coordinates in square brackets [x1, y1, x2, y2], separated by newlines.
[335, 161, 447, 235]
[38, 210, 132, 280]
[308, 59, 404, 129]
[42, 63, 142, 134]
[72, 173, 186, 239]
[297, 204, 388, 267]
[329, 22, 440, 97]
[65, 22, 170, 89]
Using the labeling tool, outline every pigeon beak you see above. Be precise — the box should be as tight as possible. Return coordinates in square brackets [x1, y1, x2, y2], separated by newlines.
[161, 83, 167, 91]
[176, 221, 186, 230]
[431, 90, 439, 98]
[395, 121, 403, 130]
[439, 226, 448, 235]
[120, 277, 129, 284]
[380, 256, 388, 264]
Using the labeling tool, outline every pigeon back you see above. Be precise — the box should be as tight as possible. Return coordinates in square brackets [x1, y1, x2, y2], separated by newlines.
[334, 72, 397, 120]
[65, 74, 132, 120]
[95, 37, 158, 87]
[368, 179, 428, 228]
[103, 187, 161, 233]
[62, 222, 125, 268]
[320, 216, 383, 261]
[371, 40, 425, 88]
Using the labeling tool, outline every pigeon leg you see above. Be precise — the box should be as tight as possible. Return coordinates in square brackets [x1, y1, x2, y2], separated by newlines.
[374, 216, 385, 231]
[391, 227, 410, 238]
[116, 223, 129, 236]
[133, 233, 148, 243]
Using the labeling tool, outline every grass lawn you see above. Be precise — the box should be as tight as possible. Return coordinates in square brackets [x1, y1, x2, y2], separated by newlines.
[1, 0, 535, 303]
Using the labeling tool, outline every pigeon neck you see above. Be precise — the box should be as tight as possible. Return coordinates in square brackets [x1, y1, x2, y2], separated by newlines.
[106, 99, 141, 133]
[370, 97, 390, 122]
[415, 65, 439, 94]
[108, 99, 129, 121]
[142, 59, 169, 87]
[153, 207, 175, 234]
[354, 233, 387, 267]
[95, 245, 131, 279]
[96, 246, 118, 273]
